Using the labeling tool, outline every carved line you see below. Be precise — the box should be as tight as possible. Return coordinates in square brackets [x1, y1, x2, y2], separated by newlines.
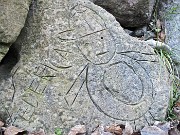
[22, 98, 37, 108]
[58, 29, 74, 35]
[11, 66, 20, 102]
[119, 53, 157, 63]
[118, 53, 154, 99]
[71, 79, 86, 106]
[96, 51, 109, 56]
[54, 50, 67, 60]
[28, 79, 35, 89]
[53, 48, 72, 53]
[41, 63, 58, 72]
[117, 51, 155, 56]
[103, 61, 144, 105]
[66, 64, 88, 95]
[18, 107, 29, 121]
[76, 43, 116, 65]
[50, 61, 72, 69]
[80, 4, 107, 27]
[79, 29, 106, 39]
[3, 106, 13, 124]
[86, 64, 151, 121]
[143, 115, 151, 126]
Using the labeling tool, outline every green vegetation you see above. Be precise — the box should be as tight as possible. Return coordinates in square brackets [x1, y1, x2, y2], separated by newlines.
[165, 5, 180, 20]
[155, 45, 180, 121]
[55, 128, 62, 135]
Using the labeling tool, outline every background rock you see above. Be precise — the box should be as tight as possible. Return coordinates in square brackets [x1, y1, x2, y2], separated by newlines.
[92, 0, 156, 27]
[0, 0, 171, 134]
[0, 44, 9, 62]
[0, 0, 31, 44]
[0, 0, 31, 60]
[164, 0, 180, 77]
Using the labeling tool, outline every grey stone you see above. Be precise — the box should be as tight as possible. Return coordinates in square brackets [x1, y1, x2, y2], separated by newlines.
[0, 44, 9, 61]
[0, 0, 31, 44]
[92, 0, 156, 27]
[164, 0, 180, 77]
[0, 0, 171, 134]
[141, 126, 168, 135]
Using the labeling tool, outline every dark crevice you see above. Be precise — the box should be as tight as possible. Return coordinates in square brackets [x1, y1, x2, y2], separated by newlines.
[0, 0, 36, 79]
[0, 42, 21, 79]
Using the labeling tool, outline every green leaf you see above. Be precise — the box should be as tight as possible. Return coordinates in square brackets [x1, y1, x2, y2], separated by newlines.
[55, 128, 62, 135]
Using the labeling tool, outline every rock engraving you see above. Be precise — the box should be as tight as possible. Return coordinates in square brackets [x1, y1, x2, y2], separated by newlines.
[0, 0, 170, 133]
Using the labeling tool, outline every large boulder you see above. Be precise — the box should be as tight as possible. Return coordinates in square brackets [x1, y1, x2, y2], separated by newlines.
[0, 0, 171, 134]
[92, 0, 156, 27]
[0, 45, 9, 62]
[0, 0, 32, 43]
[0, 0, 31, 60]
[164, 0, 180, 77]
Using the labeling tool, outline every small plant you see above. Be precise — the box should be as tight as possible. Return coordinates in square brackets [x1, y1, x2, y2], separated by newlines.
[55, 128, 62, 135]
[155, 45, 180, 121]
[164, 5, 180, 20]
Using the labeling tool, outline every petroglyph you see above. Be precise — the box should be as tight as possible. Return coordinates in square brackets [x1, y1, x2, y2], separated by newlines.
[0, 0, 170, 133]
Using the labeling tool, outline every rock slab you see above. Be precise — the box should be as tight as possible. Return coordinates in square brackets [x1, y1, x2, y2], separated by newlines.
[164, 0, 180, 76]
[0, 0, 31, 61]
[0, 0, 170, 134]
[0, 0, 31, 43]
[92, 0, 156, 27]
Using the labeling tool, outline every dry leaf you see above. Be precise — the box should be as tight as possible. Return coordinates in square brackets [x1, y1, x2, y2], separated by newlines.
[141, 126, 168, 135]
[0, 121, 4, 127]
[91, 125, 112, 135]
[4, 126, 25, 135]
[154, 121, 171, 132]
[173, 102, 180, 119]
[158, 31, 166, 42]
[131, 131, 141, 135]
[91, 129, 100, 135]
[105, 124, 122, 135]
[68, 125, 86, 135]
[156, 19, 162, 30]
[28, 129, 45, 135]
[123, 122, 133, 135]
[169, 127, 180, 135]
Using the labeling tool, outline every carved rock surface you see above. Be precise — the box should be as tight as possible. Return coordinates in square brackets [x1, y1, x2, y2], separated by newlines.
[92, 0, 156, 27]
[0, 0, 170, 134]
[0, 0, 31, 43]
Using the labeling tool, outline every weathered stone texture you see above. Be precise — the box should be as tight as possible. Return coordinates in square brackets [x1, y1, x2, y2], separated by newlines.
[164, 0, 180, 76]
[0, 44, 9, 62]
[0, 0, 31, 43]
[92, 0, 156, 27]
[0, 0, 170, 134]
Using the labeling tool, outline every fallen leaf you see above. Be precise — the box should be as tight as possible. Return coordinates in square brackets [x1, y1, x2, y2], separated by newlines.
[154, 121, 171, 132]
[131, 131, 141, 135]
[0, 121, 4, 127]
[173, 102, 180, 120]
[91, 129, 100, 135]
[123, 122, 133, 135]
[105, 124, 122, 135]
[158, 31, 166, 42]
[156, 19, 162, 30]
[169, 127, 180, 135]
[141, 126, 168, 135]
[91, 125, 112, 135]
[28, 129, 45, 135]
[4, 126, 25, 135]
[68, 125, 86, 135]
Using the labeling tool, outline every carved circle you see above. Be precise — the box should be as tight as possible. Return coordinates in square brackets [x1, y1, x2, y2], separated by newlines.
[87, 60, 154, 121]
